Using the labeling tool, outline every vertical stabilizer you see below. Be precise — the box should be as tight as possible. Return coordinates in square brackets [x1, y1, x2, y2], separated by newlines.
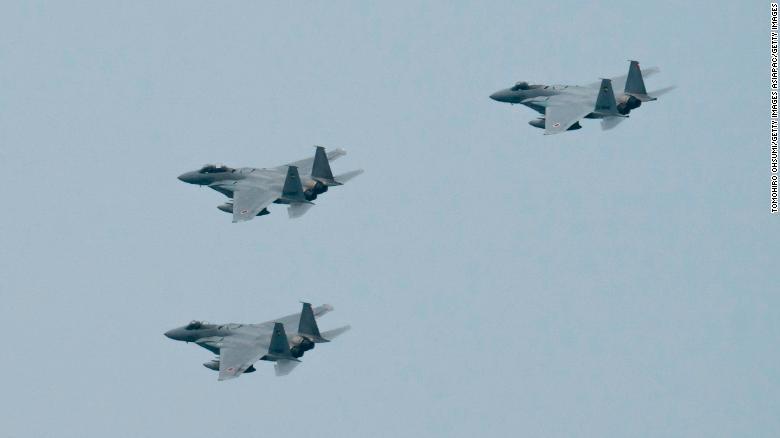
[298, 302, 329, 343]
[311, 146, 340, 185]
[624, 60, 657, 101]
[594, 79, 622, 117]
[261, 323, 298, 362]
[281, 166, 308, 203]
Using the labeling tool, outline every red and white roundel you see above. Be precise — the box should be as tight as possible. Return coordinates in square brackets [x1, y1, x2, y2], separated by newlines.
[552, 122, 561, 128]
[240, 210, 248, 214]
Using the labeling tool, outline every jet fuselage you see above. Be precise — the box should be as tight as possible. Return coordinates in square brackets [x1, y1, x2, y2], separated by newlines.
[490, 83, 600, 115]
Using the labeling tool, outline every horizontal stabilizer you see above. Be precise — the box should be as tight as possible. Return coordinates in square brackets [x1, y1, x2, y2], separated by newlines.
[625, 85, 675, 103]
[334, 169, 364, 184]
[625, 93, 657, 102]
[287, 203, 314, 219]
[648, 85, 677, 98]
[274, 359, 300, 376]
[321, 325, 351, 340]
[600, 116, 626, 131]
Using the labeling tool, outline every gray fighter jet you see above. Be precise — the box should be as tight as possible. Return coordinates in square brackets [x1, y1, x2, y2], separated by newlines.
[178, 146, 363, 222]
[490, 60, 675, 134]
[164, 302, 350, 380]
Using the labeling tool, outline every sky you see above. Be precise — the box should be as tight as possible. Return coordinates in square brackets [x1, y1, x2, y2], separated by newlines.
[0, 1, 776, 437]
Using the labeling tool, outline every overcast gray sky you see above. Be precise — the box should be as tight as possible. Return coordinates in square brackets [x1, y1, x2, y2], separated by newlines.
[0, 1, 776, 437]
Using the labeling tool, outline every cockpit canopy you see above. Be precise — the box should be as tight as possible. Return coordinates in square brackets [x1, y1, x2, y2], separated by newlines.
[510, 81, 543, 91]
[511, 81, 530, 91]
[186, 320, 204, 330]
[198, 164, 232, 174]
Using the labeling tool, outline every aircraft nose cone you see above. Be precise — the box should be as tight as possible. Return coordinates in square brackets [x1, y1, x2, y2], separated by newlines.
[178, 171, 197, 184]
[164, 329, 176, 339]
[490, 90, 512, 102]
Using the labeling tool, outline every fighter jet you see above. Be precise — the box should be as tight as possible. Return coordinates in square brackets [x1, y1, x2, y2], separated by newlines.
[164, 302, 350, 380]
[489, 60, 675, 134]
[178, 146, 363, 222]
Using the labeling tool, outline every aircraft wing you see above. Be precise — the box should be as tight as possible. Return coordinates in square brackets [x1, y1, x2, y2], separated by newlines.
[217, 337, 268, 381]
[542, 95, 595, 135]
[231, 184, 280, 223]
[256, 304, 334, 329]
[274, 148, 347, 175]
[586, 66, 659, 92]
